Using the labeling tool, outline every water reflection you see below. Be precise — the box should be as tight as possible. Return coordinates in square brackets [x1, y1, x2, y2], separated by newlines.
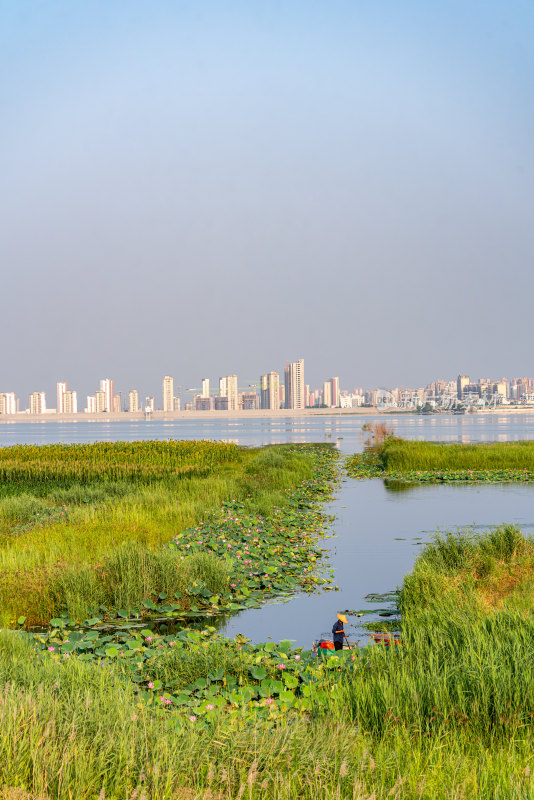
[4, 415, 534, 647]
[222, 479, 534, 647]
[2, 413, 534, 453]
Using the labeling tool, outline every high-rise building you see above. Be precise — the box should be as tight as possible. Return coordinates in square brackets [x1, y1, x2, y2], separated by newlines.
[0, 393, 17, 415]
[214, 396, 228, 411]
[457, 375, 470, 400]
[99, 379, 114, 412]
[113, 395, 122, 413]
[330, 377, 340, 408]
[29, 392, 46, 414]
[260, 371, 280, 410]
[145, 397, 155, 413]
[284, 359, 305, 409]
[129, 390, 139, 412]
[162, 376, 174, 412]
[195, 396, 212, 411]
[491, 381, 507, 399]
[201, 378, 210, 398]
[241, 392, 258, 410]
[226, 374, 238, 411]
[219, 377, 227, 397]
[323, 381, 332, 408]
[63, 390, 78, 414]
[95, 390, 107, 412]
[57, 381, 67, 414]
[173, 397, 181, 411]
[85, 395, 96, 413]
[304, 384, 310, 408]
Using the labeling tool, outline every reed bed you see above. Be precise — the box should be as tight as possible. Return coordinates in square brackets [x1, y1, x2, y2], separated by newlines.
[0, 441, 317, 625]
[3, 602, 534, 799]
[379, 439, 534, 472]
[2, 525, 534, 797]
[4, 439, 534, 797]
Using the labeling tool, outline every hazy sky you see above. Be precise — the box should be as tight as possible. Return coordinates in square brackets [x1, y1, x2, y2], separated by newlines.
[2, 1, 533, 403]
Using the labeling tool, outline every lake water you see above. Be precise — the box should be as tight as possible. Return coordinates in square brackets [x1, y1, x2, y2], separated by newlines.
[2, 412, 534, 453]
[3, 413, 534, 647]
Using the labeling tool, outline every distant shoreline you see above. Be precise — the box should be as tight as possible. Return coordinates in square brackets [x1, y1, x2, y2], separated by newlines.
[1, 407, 533, 424]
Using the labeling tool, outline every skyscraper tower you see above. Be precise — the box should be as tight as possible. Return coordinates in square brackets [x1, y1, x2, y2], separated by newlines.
[457, 375, 470, 400]
[162, 376, 174, 412]
[99, 379, 114, 412]
[57, 382, 67, 414]
[29, 392, 46, 414]
[128, 390, 139, 412]
[284, 359, 305, 410]
[260, 371, 280, 410]
[226, 374, 238, 411]
[63, 391, 78, 414]
[330, 377, 340, 408]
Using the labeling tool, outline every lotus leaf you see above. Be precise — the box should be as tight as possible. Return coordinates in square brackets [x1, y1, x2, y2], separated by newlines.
[249, 666, 267, 680]
[279, 690, 295, 704]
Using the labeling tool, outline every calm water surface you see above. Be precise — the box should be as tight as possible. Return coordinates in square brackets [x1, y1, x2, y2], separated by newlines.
[3, 414, 534, 647]
[2, 413, 534, 452]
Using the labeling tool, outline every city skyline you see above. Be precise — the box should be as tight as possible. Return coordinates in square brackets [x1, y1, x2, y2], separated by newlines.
[3, 362, 534, 416]
[3, 355, 532, 416]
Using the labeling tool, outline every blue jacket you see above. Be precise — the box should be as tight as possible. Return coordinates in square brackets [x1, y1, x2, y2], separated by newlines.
[332, 619, 344, 643]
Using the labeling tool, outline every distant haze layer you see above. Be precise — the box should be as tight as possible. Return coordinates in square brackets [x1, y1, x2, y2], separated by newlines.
[1, 1, 533, 402]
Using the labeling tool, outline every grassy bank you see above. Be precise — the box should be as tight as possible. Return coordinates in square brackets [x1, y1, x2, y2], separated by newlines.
[4, 525, 534, 798]
[0, 441, 336, 626]
[347, 437, 534, 483]
[6, 438, 534, 797]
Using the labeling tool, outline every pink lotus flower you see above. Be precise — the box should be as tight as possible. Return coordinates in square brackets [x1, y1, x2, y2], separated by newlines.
[189, 715, 197, 722]
[265, 698, 275, 705]
[147, 682, 154, 689]
[277, 664, 286, 670]
[206, 704, 215, 710]
[47, 646, 55, 652]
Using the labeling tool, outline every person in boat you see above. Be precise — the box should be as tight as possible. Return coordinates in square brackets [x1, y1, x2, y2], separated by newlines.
[332, 613, 348, 651]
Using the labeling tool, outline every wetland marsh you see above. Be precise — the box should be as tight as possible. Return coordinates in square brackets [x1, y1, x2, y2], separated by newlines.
[4, 427, 534, 798]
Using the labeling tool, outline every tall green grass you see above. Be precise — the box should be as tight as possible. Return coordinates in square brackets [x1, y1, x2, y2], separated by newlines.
[0, 442, 315, 625]
[379, 439, 534, 471]
[3, 525, 534, 797]
[3, 624, 534, 798]
[339, 525, 534, 740]
[47, 545, 230, 622]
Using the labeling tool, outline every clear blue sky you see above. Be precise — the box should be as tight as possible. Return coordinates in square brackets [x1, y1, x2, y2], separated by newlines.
[2, 1, 533, 402]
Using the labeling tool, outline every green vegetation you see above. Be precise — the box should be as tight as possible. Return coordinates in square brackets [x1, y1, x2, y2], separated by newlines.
[380, 438, 534, 471]
[0, 440, 337, 626]
[5, 438, 534, 797]
[347, 437, 534, 483]
[4, 524, 534, 797]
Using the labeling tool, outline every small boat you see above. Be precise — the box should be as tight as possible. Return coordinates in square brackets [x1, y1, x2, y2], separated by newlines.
[312, 633, 359, 654]
[366, 632, 402, 646]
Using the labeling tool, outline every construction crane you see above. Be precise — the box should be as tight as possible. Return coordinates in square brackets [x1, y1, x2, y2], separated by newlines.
[185, 380, 260, 396]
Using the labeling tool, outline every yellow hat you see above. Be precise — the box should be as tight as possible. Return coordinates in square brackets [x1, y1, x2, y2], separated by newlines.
[337, 613, 348, 624]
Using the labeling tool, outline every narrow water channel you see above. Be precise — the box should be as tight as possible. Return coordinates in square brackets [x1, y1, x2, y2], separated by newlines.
[222, 476, 534, 648]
